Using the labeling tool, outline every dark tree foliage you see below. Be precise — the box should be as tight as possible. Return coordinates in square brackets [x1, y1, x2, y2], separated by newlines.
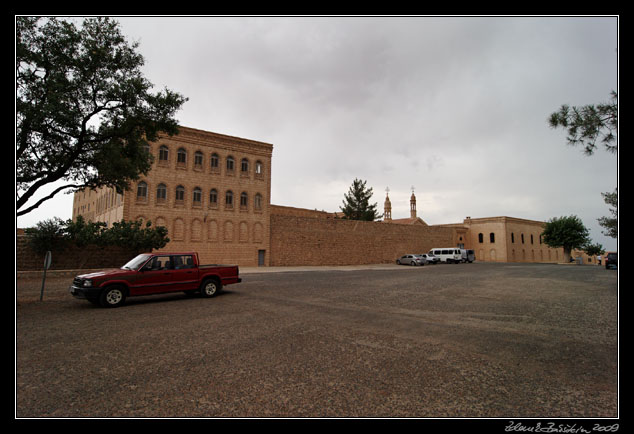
[339, 178, 381, 221]
[597, 188, 618, 239]
[548, 90, 617, 156]
[541, 215, 590, 263]
[16, 17, 187, 216]
[25, 216, 170, 254]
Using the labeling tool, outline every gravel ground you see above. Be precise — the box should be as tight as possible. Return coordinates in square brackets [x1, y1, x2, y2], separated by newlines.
[16, 262, 618, 419]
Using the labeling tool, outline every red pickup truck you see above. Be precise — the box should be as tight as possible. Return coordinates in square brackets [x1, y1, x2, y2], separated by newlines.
[70, 252, 241, 307]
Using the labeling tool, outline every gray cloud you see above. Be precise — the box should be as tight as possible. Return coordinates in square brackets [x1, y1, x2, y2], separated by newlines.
[18, 16, 618, 250]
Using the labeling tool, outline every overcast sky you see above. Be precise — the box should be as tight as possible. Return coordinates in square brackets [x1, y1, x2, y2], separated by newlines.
[16, 16, 618, 251]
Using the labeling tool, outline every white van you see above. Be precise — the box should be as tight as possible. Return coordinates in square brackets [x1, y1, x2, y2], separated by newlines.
[429, 248, 463, 264]
[460, 249, 475, 263]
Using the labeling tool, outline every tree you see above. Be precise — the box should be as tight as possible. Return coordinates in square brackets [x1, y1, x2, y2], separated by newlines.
[597, 188, 617, 239]
[16, 17, 187, 216]
[548, 90, 617, 156]
[339, 178, 381, 221]
[24, 217, 170, 254]
[541, 215, 591, 263]
[583, 242, 605, 262]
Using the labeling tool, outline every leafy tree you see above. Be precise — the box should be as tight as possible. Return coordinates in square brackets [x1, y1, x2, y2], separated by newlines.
[24, 217, 170, 254]
[339, 178, 381, 221]
[65, 215, 108, 247]
[541, 215, 591, 263]
[597, 188, 617, 238]
[16, 17, 187, 216]
[548, 90, 617, 156]
[583, 242, 605, 260]
[24, 217, 70, 254]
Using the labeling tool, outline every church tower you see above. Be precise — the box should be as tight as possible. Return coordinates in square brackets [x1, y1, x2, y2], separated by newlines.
[410, 187, 417, 219]
[383, 187, 392, 221]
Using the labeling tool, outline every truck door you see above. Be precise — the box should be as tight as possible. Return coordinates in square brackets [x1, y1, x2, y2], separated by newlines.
[170, 254, 198, 291]
[132, 255, 174, 295]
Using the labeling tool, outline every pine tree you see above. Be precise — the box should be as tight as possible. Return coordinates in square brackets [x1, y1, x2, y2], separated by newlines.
[339, 178, 381, 221]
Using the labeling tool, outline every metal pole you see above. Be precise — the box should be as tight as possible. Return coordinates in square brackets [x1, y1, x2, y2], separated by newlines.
[40, 251, 52, 302]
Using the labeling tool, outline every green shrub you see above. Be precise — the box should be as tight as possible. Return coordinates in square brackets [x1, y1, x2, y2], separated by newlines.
[24, 217, 170, 254]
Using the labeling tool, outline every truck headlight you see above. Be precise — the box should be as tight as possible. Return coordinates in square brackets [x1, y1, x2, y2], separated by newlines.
[83, 279, 93, 287]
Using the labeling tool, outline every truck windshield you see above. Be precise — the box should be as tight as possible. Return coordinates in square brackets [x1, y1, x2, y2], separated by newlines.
[121, 254, 152, 270]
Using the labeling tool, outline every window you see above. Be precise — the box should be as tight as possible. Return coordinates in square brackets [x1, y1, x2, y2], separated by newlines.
[511, 233, 515, 243]
[240, 192, 248, 207]
[226, 156, 235, 172]
[255, 161, 263, 175]
[521, 233, 525, 244]
[241, 158, 249, 173]
[159, 145, 169, 161]
[137, 181, 148, 199]
[489, 233, 495, 243]
[173, 255, 194, 269]
[193, 187, 202, 204]
[209, 189, 218, 205]
[211, 153, 219, 169]
[530, 234, 534, 244]
[478, 233, 484, 243]
[157, 183, 167, 202]
[225, 190, 233, 207]
[177, 148, 187, 165]
[194, 151, 203, 167]
[254, 193, 262, 210]
[175, 185, 185, 202]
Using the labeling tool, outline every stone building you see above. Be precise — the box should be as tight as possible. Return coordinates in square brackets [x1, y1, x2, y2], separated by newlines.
[72, 126, 273, 267]
[72, 125, 598, 267]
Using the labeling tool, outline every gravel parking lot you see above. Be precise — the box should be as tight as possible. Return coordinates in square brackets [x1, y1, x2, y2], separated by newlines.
[16, 262, 618, 418]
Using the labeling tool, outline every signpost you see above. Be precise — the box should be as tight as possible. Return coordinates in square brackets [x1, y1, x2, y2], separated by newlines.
[40, 251, 52, 301]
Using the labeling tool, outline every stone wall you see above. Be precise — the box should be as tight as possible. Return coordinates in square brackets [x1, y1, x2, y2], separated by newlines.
[269, 213, 455, 266]
[16, 235, 142, 272]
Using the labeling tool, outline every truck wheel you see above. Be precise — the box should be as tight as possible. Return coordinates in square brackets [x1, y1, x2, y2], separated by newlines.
[200, 279, 221, 298]
[99, 285, 126, 308]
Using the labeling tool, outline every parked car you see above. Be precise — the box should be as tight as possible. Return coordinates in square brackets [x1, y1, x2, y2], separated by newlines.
[70, 252, 242, 307]
[419, 253, 440, 264]
[428, 248, 463, 263]
[396, 254, 426, 266]
[605, 252, 617, 269]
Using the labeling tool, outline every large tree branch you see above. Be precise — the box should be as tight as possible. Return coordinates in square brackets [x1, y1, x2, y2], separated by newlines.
[16, 183, 83, 217]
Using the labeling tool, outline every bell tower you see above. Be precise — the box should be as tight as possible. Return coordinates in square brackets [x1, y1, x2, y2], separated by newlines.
[383, 187, 392, 221]
[410, 186, 417, 219]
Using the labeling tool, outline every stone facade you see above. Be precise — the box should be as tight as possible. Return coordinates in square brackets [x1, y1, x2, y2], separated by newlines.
[68, 125, 602, 268]
[73, 126, 273, 267]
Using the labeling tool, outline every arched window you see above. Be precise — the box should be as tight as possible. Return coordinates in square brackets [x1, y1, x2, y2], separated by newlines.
[177, 147, 187, 165]
[159, 145, 169, 161]
[240, 192, 248, 207]
[136, 181, 148, 199]
[210, 153, 219, 169]
[489, 233, 495, 243]
[226, 156, 235, 172]
[156, 183, 167, 202]
[511, 233, 515, 243]
[255, 161, 263, 175]
[254, 193, 262, 210]
[225, 190, 234, 207]
[194, 151, 203, 167]
[209, 189, 218, 205]
[193, 187, 202, 204]
[478, 233, 484, 243]
[175, 185, 185, 202]
[241, 158, 249, 173]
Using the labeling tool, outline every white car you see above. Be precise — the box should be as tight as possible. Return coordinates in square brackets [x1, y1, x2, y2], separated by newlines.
[419, 253, 440, 264]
